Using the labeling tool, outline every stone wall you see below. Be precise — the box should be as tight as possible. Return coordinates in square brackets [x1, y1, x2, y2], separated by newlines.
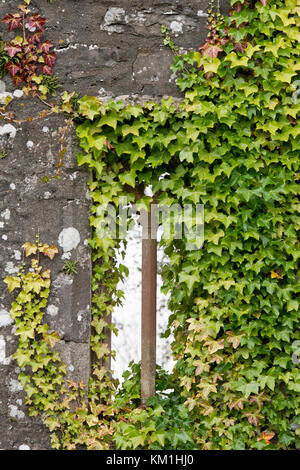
[0, 0, 229, 450]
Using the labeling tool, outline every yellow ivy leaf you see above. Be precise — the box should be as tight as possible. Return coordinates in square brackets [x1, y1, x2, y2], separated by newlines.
[202, 57, 221, 74]
[41, 269, 51, 279]
[22, 242, 38, 257]
[86, 414, 99, 427]
[271, 270, 283, 279]
[4, 275, 21, 292]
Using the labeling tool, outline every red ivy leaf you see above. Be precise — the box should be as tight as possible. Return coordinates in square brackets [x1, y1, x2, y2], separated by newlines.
[24, 64, 37, 75]
[40, 40, 53, 53]
[28, 31, 43, 43]
[234, 42, 248, 53]
[234, 4, 242, 12]
[42, 65, 53, 75]
[13, 75, 24, 86]
[2, 13, 22, 32]
[4, 43, 22, 58]
[260, 0, 268, 5]
[27, 13, 46, 31]
[5, 62, 22, 77]
[23, 44, 34, 54]
[44, 51, 57, 67]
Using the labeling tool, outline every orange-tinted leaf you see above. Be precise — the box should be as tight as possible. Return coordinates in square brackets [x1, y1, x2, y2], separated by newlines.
[43, 245, 58, 260]
[199, 42, 223, 58]
[257, 431, 275, 445]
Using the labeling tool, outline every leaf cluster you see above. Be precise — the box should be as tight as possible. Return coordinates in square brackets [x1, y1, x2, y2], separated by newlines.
[1, 1, 58, 98]
[4, 0, 300, 451]
[75, 0, 300, 450]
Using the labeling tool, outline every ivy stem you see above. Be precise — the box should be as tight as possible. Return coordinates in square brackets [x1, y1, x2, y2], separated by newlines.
[22, 13, 27, 43]
[37, 95, 55, 109]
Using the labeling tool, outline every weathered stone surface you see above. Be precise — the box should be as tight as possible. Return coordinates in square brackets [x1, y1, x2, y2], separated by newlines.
[54, 340, 91, 385]
[0, 0, 230, 450]
[0, 112, 92, 449]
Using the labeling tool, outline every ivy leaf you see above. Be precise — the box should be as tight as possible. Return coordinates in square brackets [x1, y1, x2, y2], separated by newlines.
[4, 276, 21, 292]
[245, 43, 261, 58]
[22, 242, 38, 257]
[85, 414, 99, 427]
[28, 31, 42, 44]
[257, 432, 275, 445]
[92, 135, 107, 151]
[40, 40, 53, 53]
[4, 43, 22, 58]
[270, 270, 283, 279]
[237, 381, 259, 398]
[41, 269, 51, 279]
[131, 434, 145, 449]
[13, 75, 24, 86]
[202, 57, 221, 74]
[27, 14, 46, 31]
[203, 339, 224, 355]
[2, 13, 22, 32]
[287, 300, 299, 312]
[77, 152, 92, 166]
[44, 417, 61, 432]
[179, 271, 200, 291]
[179, 148, 194, 163]
[43, 52, 57, 67]
[199, 42, 223, 58]
[18, 372, 31, 388]
[44, 331, 60, 348]
[5, 62, 21, 77]
[92, 343, 110, 359]
[12, 348, 32, 368]
[41, 65, 52, 75]
[274, 70, 297, 84]
[78, 96, 102, 120]
[135, 196, 152, 212]
[15, 324, 35, 342]
[259, 375, 275, 391]
[225, 51, 249, 68]
[43, 245, 58, 260]
[24, 383, 38, 399]
[226, 331, 243, 349]
[96, 114, 118, 130]
[119, 170, 137, 188]
[173, 431, 193, 447]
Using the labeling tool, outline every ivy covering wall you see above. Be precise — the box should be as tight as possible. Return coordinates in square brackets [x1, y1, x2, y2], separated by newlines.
[2, 0, 300, 450]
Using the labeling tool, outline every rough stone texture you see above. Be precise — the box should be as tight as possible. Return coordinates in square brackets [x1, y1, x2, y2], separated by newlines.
[0, 0, 230, 450]
[0, 113, 92, 450]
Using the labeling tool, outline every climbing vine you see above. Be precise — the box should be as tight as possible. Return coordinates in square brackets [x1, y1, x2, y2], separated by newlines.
[1, 1, 58, 98]
[3, 0, 300, 450]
